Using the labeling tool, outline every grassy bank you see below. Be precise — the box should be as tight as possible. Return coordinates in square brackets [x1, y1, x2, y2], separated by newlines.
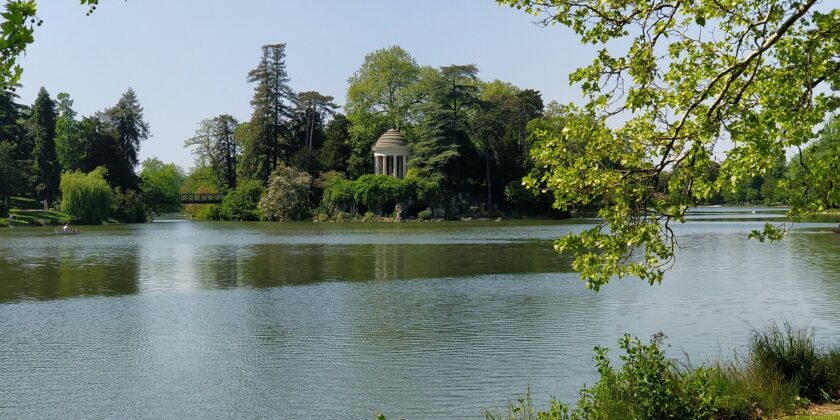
[477, 322, 840, 420]
[1, 197, 72, 228]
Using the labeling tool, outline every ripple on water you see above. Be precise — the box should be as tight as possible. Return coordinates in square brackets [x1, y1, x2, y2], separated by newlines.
[1, 217, 840, 418]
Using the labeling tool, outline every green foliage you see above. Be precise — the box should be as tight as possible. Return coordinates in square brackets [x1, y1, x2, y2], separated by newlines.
[181, 166, 218, 195]
[184, 115, 239, 190]
[574, 333, 716, 419]
[111, 188, 146, 223]
[258, 163, 312, 221]
[345, 46, 428, 177]
[75, 89, 149, 192]
[499, 0, 840, 289]
[240, 44, 296, 183]
[219, 179, 263, 221]
[321, 174, 442, 216]
[139, 157, 184, 214]
[0, 140, 23, 201]
[786, 117, 840, 213]
[491, 323, 840, 420]
[0, 1, 98, 88]
[417, 208, 432, 220]
[28, 87, 59, 205]
[410, 104, 460, 181]
[55, 92, 84, 172]
[294, 90, 337, 156]
[101, 87, 149, 190]
[318, 114, 352, 174]
[351, 175, 407, 214]
[181, 167, 220, 220]
[59, 167, 112, 224]
[346, 45, 426, 131]
[709, 357, 802, 419]
[750, 322, 835, 402]
[483, 388, 570, 420]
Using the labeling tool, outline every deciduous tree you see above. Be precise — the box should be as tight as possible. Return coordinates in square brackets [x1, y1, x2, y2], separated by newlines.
[500, 0, 840, 289]
[139, 157, 185, 215]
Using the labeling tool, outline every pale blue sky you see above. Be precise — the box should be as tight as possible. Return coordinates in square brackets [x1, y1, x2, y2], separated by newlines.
[18, 1, 589, 170]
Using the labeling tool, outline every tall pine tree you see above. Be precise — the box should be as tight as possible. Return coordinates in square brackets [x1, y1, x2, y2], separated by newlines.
[241, 43, 296, 183]
[28, 87, 59, 207]
[103, 87, 149, 190]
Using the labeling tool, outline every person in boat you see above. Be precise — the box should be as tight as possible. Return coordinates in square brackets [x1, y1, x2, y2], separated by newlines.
[63, 223, 70, 233]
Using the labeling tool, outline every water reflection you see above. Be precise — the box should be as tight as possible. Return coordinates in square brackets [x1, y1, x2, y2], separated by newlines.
[0, 230, 140, 302]
[185, 240, 572, 290]
[3, 215, 840, 418]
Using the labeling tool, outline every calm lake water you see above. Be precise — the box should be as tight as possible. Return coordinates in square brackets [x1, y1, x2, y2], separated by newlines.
[1, 209, 839, 418]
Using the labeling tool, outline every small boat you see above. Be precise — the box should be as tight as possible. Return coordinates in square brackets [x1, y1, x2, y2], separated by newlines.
[54, 229, 81, 235]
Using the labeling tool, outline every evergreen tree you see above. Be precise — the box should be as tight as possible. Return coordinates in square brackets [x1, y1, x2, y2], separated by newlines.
[78, 115, 120, 184]
[241, 43, 296, 183]
[27, 87, 59, 207]
[410, 105, 459, 182]
[0, 140, 22, 206]
[212, 114, 239, 190]
[318, 114, 352, 174]
[55, 92, 84, 172]
[426, 64, 482, 189]
[0, 91, 27, 159]
[0, 90, 27, 202]
[102, 87, 150, 190]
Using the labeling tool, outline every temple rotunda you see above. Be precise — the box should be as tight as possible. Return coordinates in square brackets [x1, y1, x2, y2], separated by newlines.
[372, 129, 409, 179]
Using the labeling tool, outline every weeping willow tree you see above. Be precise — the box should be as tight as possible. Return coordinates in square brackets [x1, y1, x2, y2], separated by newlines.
[498, 0, 840, 290]
[60, 167, 112, 224]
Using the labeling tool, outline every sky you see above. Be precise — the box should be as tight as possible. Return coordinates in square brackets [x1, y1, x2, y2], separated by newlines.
[16, 0, 590, 170]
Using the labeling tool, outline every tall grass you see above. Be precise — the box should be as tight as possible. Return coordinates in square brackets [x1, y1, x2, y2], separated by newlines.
[708, 358, 802, 419]
[750, 322, 831, 401]
[485, 322, 840, 420]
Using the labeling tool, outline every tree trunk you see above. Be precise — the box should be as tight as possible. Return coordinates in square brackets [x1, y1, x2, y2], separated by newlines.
[484, 143, 492, 208]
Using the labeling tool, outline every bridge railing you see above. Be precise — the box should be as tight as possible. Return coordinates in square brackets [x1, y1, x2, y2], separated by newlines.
[179, 193, 223, 204]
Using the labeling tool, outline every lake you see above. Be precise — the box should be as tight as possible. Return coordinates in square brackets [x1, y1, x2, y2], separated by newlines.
[1, 209, 839, 418]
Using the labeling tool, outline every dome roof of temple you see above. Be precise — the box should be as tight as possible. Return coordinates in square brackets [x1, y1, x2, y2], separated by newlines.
[372, 129, 409, 150]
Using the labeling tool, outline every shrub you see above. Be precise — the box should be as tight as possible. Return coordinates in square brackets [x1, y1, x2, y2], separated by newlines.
[320, 174, 443, 216]
[352, 175, 407, 214]
[335, 211, 349, 222]
[112, 188, 147, 223]
[418, 208, 432, 220]
[219, 180, 262, 221]
[60, 167, 112, 224]
[488, 325, 840, 420]
[575, 333, 715, 419]
[258, 164, 312, 221]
